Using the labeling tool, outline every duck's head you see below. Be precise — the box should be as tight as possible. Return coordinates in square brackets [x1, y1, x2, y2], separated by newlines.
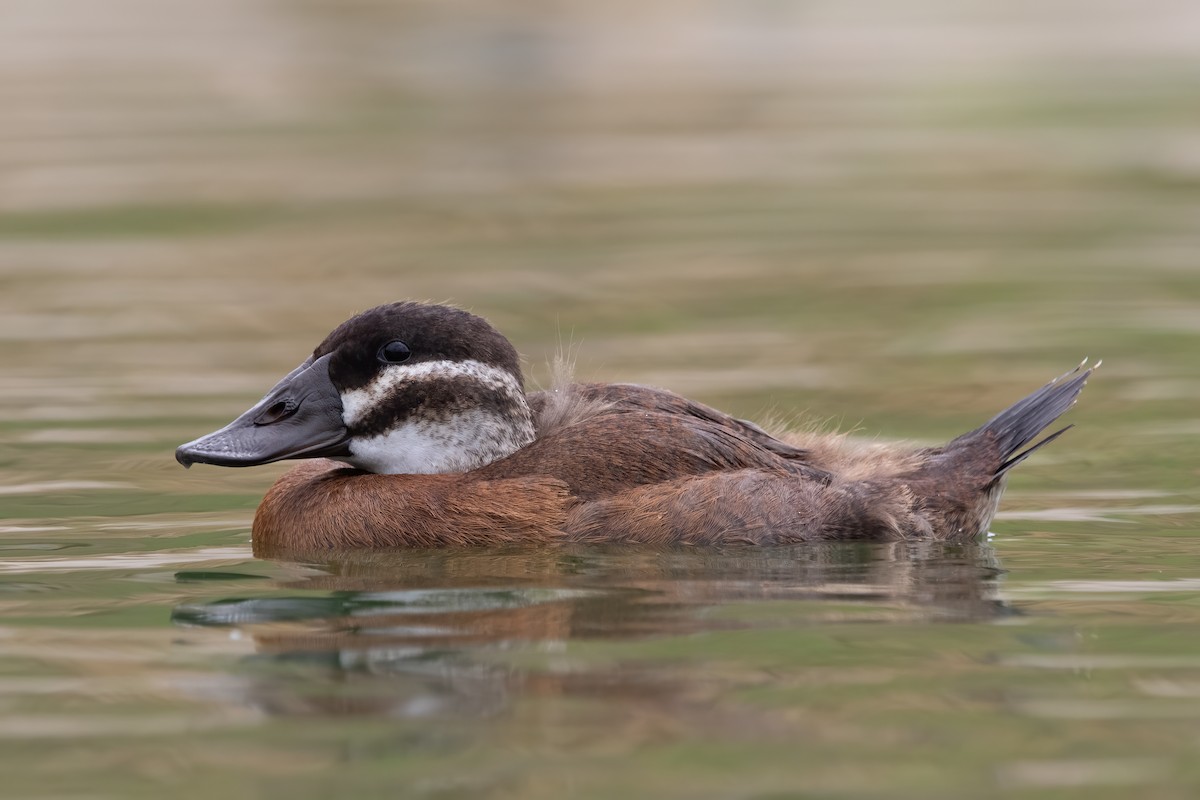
[175, 302, 534, 474]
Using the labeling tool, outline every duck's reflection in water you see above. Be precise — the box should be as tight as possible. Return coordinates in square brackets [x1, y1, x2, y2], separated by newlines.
[172, 542, 1008, 719]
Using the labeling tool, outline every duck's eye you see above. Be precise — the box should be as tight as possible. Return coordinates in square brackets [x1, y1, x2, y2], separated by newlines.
[377, 340, 412, 364]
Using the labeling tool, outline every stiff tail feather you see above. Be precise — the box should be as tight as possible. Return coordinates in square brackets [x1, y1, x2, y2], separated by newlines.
[960, 360, 1096, 477]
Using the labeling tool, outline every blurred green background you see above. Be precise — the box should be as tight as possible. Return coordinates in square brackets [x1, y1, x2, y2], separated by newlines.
[1, 1, 1199, 798]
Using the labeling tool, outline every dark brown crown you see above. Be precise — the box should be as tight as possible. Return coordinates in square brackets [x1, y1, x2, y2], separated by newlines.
[314, 302, 524, 392]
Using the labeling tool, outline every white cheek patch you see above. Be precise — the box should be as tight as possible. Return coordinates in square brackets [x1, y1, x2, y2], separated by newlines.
[346, 410, 519, 474]
[338, 359, 534, 474]
[345, 426, 439, 474]
[340, 359, 524, 427]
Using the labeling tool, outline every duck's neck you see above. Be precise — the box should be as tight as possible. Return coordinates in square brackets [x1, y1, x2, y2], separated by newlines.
[340, 364, 536, 475]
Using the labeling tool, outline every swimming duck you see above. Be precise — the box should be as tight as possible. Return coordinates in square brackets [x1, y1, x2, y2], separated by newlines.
[176, 302, 1092, 553]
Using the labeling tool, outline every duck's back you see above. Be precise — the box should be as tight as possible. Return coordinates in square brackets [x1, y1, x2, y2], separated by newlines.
[484, 382, 830, 501]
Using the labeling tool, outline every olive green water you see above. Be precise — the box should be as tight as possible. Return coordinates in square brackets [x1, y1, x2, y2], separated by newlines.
[3, 2, 1200, 798]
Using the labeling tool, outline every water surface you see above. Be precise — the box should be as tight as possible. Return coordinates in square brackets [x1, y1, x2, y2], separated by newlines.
[3, 1, 1200, 797]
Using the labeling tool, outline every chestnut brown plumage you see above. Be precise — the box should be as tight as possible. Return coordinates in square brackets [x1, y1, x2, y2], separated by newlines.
[248, 363, 1092, 555]
[174, 301, 1091, 553]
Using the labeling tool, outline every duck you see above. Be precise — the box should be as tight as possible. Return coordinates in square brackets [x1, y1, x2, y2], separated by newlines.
[175, 301, 1093, 554]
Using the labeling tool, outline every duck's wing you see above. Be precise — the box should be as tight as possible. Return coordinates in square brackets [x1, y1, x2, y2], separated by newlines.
[481, 396, 832, 502]
[528, 382, 812, 460]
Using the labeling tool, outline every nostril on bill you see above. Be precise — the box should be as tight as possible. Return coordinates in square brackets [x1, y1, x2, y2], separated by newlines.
[256, 399, 297, 426]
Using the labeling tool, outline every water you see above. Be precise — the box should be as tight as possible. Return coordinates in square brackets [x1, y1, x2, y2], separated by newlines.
[3, 1, 1200, 797]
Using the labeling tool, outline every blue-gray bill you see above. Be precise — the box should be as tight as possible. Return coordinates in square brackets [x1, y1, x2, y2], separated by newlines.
[175, 353, 350, 468]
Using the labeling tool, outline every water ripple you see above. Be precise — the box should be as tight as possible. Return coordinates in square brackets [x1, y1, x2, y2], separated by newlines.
[0, 546, 253, 574]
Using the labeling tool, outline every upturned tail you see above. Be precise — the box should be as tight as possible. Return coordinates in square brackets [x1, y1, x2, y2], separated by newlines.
[897, 360, 1097, 539]
[964, 360, 1096, 477]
